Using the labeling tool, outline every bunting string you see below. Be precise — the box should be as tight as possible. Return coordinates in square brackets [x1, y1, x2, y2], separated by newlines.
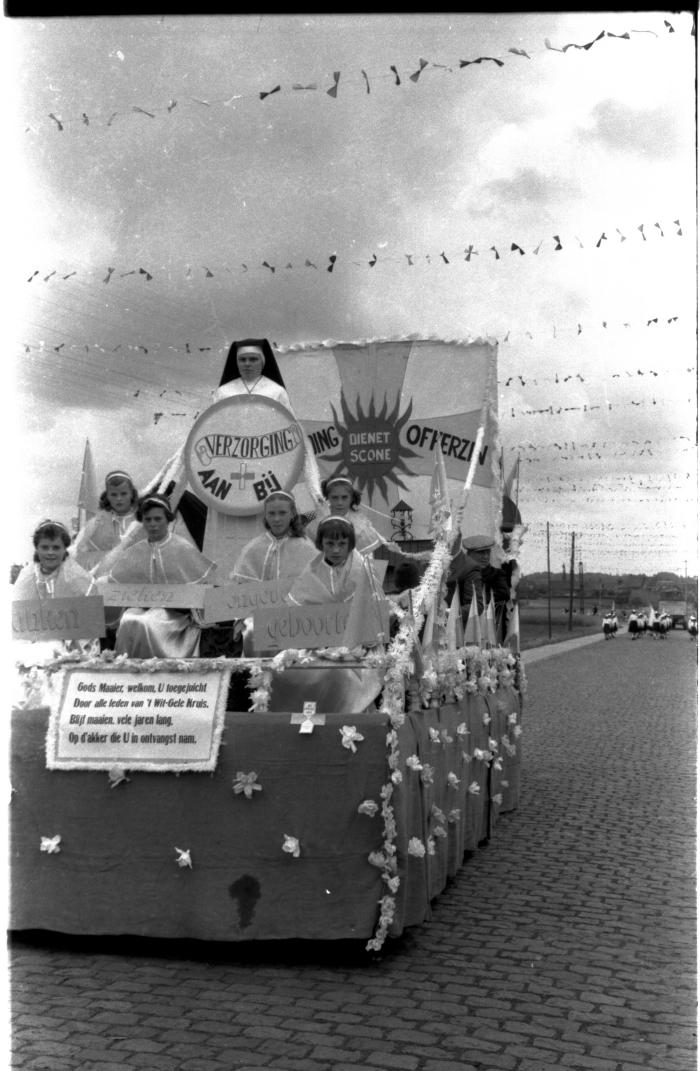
[21, 216, 685, 287]
[22, 15, 691, 135]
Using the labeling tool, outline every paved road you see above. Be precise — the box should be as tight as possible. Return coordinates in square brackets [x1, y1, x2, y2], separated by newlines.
[10, 630, 697, 1071]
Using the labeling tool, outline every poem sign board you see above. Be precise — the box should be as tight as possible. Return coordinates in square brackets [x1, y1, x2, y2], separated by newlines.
[46, 666, 231, 771]
[253, 601, 391, 653]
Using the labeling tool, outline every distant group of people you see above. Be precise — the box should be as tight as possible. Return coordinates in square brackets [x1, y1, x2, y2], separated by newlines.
[627, 610, 673, 639]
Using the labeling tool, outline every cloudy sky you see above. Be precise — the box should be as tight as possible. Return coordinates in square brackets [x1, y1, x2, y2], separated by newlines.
[7, 11, 697, 576]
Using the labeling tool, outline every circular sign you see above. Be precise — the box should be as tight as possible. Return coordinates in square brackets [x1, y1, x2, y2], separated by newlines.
[184, 395, 306, 516]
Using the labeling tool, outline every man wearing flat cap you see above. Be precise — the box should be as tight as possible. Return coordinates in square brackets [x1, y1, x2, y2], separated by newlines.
[446, 532, 512, 641]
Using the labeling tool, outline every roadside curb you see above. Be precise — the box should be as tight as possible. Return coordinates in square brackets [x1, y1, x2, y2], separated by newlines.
[521, 631, 606, 664]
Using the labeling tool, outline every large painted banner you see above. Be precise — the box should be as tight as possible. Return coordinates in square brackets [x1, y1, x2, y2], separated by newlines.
[278, 338, 500, 542]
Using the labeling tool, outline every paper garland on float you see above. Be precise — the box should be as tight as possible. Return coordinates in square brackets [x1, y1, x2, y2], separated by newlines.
[24, 16, 691, 135]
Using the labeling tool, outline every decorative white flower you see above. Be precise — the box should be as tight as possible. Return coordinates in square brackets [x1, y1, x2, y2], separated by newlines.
[405, 754, 423, 771]
[232, 771, 263, 799]
[512, 725, 523, 738]
[358, 799, 379, 817]
[440, 729, 454, 744]
[419, 764, 434, 786]
[492, 758, 503, 772]
[384, 875, 400, 894]
[368, 850, 387, 868]
[282, 835, 301, 858]
[108, 766, 130, 789]
[248, 687, 271, 712]
[447, 772, 460, 788]
[482, 711, 492, 725]
[174, 847, 192, 869]
[473, 748, 487, 761]
[431, 804, 446, 823]
[340, 725, 364, 753]
[407, 837, 426, 858]
[448, 808, 461, 823]
[500, 780, 510, 788]
[492, 793, 503, 806]
[508, 712, 519, 725]
[40, 834, 61, 854]
[433, 825, 447, 839]
[488, 737, 499, 752]
[391, 770, 403, 785]
[428, 727, 441, 743]
[427, 837, 437, 855]
[468, 781, 481, 795]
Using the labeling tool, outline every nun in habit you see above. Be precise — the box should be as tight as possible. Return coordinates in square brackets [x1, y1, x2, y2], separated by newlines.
[153, 337, 323, 553]
[213, 338, 291, 407]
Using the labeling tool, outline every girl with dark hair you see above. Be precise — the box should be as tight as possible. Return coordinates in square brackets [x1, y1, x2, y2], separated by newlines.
[102, 493, 216, 658]
[287, 516, 373, 605]
[73, 470, 139, 572]
[308, 474, 384, 556]
[12, 520, 98, 664]
[13, 519, 96, 600]
[231, 491, 316, 588]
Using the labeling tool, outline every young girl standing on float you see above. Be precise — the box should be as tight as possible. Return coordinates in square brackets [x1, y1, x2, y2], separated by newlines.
[232, 490, 317, 589]
[73, 470, 139, 573]
[308, 475, 385, 557]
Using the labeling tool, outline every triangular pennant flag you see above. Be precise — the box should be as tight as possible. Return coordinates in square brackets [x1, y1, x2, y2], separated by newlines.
[77, 439, 99, 519]
[447, 587, 464, 651]
[421, 589, 439, 662]
[260, 85, 281, 100]
[485, 594, 498, 646]
[463, 589, 482, 646]
[326, 72, 340, 98]
[502, 456, 519, 499]
[406, 599, 425, 679]
[409, 58, 429, 82]
[504, 602, 520, 655]
[428, 445, 451, 537]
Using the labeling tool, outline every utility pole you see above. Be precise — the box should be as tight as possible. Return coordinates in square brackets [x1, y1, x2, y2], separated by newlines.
[579, 559, 584, 613]
[546, 522, 552, 640]
[568, 532, 576, 630]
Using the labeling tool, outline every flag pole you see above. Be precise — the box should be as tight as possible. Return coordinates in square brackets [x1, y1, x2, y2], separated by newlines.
[455, 350, 497, 532]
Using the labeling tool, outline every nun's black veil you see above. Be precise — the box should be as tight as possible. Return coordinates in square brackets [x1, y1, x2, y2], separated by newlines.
[218, 338, 286, 389]
[168, 339, 286, 549]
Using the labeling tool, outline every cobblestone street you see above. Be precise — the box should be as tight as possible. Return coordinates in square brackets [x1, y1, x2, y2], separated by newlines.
[10, 631, 697, 1071]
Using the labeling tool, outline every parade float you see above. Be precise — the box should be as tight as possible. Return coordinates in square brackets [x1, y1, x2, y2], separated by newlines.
[10, 338, 526, 951]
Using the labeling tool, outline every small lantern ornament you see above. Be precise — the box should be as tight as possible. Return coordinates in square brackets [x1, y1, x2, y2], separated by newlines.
[390, 499, 414, 541]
